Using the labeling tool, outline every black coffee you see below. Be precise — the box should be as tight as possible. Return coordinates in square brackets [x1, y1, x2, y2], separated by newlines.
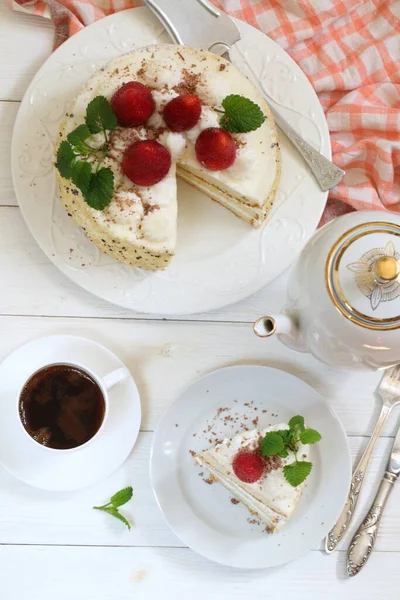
[19, 364, 105, 450]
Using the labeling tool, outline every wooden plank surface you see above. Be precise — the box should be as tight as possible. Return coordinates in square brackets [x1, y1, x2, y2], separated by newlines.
[1, 545, 399, 600]
[1, 2, 399, 598]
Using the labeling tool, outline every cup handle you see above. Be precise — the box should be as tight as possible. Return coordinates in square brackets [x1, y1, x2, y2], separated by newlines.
[101, 367, 130, 390]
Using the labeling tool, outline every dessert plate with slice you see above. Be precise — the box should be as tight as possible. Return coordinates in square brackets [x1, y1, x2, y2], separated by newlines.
[150, 365, 351, 568]
[12, 7, 330, 315]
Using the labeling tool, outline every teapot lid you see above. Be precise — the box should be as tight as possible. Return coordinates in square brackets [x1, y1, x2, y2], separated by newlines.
[326, 221, 400, 330]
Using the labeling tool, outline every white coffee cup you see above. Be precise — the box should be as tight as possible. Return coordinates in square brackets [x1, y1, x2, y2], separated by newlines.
[18, 362, 130, 452]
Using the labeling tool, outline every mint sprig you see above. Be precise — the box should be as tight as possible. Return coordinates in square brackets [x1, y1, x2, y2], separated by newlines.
[85, 167, 114, 211]
[219, 94, 265, 133]
[93, 486, 133, 530]
[261, 415, 322, 487]
[56, 95, 117, 211]
[86, 96, 118, 134]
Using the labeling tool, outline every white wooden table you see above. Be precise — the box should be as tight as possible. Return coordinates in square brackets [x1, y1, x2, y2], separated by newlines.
[0, 4, 399, 598]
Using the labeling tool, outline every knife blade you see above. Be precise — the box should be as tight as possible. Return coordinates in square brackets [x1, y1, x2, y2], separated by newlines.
[144, 0, 345, 192]
[346, 422, 400, 576]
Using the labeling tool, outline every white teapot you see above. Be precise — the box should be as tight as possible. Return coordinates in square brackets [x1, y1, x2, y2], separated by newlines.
[254, 210, 400, 371]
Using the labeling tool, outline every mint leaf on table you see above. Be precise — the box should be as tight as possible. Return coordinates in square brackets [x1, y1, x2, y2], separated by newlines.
[288, 415, 305, 432]
[110, 486, 133, 508]
[283, 461, 313, 487]
[84, 168, 114, 211]
[219, 94, 265, 133]
[56, 141, 77, 178]
[93, 486, 133, 530]
[71, 160, 92, 195]
[67, 124, 93, 155]
[101, 507, 131, 531]
[261, 431, 284, 456]
[300, 429, 322, 445]
[86, 95, 117, 134]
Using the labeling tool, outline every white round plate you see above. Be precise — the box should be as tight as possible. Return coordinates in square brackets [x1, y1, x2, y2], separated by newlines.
[12, 7, 330, 315]
[0, 335, 141, 491]
[150, 365, 351, 569]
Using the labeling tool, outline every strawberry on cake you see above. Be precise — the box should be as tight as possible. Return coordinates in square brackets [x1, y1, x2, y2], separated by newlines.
[56, 44, 281, 270]
[195, 417, 322, 533]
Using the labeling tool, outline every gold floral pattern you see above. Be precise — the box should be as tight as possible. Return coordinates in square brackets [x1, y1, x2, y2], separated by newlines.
[347, 241, 400, 310]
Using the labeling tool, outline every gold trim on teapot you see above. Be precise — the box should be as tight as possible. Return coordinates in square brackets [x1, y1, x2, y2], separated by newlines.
[326, 222, 400, 330]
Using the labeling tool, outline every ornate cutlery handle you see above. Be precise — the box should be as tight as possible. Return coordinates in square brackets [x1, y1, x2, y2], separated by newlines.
[346, 472, 397, 576]
[269, 107, 345, 192]
[325, 404, 390, 553]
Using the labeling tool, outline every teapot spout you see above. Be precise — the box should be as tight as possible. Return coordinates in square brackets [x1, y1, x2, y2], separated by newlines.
[253, 314, 296, 338]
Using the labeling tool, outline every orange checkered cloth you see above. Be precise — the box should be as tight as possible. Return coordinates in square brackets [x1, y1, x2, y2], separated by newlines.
[9, 0, 400, 224]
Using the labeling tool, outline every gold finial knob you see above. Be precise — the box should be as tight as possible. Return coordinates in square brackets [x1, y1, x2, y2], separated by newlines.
[374, 256, 400, 281]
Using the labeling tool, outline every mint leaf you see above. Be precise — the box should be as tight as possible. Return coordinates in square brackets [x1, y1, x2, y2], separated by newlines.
[288, 415, 305, 432]
[261, 431, 284, 456]
[219, 94, 265, 133]
[67, 124, 92, 155]
[110, 486, 133, 508]
[55, 141, 76, 178]
[86, 95, 117, 134]
[278, 448, 289, 459]
[300, 429, 322, 445]
[283, 461, 312, 487]
[276, 429, 290, 441]
[95, 506, 131, 530]
[71, 160, 92, 195]
[84, 168, 114, 211]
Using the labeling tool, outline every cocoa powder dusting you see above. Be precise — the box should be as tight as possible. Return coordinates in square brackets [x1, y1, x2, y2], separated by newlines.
[173, 69, 201, 95]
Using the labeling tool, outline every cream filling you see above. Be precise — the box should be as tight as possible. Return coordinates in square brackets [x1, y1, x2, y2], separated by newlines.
[177, 165, 267, 225]
[195, 456, 288, 531]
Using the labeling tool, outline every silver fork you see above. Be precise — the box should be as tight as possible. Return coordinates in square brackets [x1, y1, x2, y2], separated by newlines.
[325, 365, 400, 553]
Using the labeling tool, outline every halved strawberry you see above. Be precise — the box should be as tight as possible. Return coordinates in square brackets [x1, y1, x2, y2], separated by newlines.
[163, 94, 202, 132]
[122, 140, 171, 187]
[195, 127, 236, 171]
[111, 82, 155, 127]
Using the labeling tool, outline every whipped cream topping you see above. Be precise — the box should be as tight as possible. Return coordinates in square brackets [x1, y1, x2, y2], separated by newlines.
[159, 131, 187, 160]
[142, 59, 182, 89]
[227, 147, 261, 180]
[185, 106, 220, 142]
[139, 174, 176, 207]
[141, 209, 175, 242]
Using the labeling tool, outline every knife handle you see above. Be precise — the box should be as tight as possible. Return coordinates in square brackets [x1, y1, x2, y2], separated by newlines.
[346, 471, 397, 577]
[325, 403, 390, 553]
[269, 110, 344, 192]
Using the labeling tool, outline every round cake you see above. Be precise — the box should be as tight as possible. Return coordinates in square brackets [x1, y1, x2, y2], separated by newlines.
[56, 44, 281, 271]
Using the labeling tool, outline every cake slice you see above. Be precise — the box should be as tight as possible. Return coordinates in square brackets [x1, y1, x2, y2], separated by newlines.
[195, 424, 309, 532]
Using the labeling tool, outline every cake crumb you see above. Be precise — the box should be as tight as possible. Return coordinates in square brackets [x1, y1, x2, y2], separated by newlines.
[265, 525, 274, 534]
[189, 450, 196, 457]
[230, 498, 240, 505]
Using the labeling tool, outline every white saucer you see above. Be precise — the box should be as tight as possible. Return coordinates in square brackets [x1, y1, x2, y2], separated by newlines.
[150, 365, 351, 569]
[0, 335, 141, 491]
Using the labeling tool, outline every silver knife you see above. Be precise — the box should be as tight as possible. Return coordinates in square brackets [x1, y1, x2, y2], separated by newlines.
[346, 421, 400, 576]
[144, 0, 345, 192]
